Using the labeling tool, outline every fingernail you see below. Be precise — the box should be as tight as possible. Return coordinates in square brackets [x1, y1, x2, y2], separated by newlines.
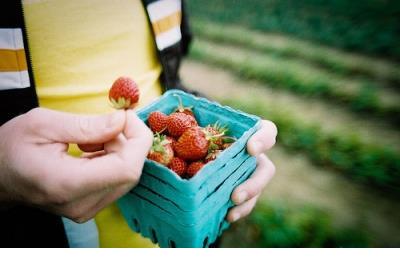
[234, 191, 248, 205]
[230, 213, 240, 223]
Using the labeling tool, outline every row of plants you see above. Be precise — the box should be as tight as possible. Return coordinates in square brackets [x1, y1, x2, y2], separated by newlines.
[222, 201, 370, 248]
[191, 19, 400, 88]
[220, 96, 400, 192]
[189, 40, 400, 125]
[187, 0, 400, 60]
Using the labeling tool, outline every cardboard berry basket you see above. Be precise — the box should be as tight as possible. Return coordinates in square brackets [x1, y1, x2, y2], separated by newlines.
[117, 90, 261, 247]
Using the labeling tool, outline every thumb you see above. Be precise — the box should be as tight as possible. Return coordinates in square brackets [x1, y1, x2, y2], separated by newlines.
[30, 108, 126, 144]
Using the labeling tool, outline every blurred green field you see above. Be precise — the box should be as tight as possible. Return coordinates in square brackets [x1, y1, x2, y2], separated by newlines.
[183, 0, 400, 247]
[187, 0, 400, 60]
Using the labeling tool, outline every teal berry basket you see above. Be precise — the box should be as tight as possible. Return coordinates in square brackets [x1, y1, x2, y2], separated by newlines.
[117, 89, 261, 248]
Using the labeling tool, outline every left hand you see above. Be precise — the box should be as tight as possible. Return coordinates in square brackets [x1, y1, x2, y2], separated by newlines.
[227, 120, 277, 223]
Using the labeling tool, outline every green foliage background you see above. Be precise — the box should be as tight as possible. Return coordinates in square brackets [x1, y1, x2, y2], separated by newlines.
[187, 0, 400, 61]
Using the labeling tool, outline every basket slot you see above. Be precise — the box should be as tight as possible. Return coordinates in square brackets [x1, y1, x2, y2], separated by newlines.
[200, 155, 251, 205]
[203, 236, 209, 248]
[232, 169, 252, 188]
[137, 183, 185, 211]
[150, 228, 158, 244]
[142, 170, 179, 192]
[169, 240, 176, 248]
[198, 148, 246, 192]
[131, 190, 174, 216]
[133, 218, 140, 232]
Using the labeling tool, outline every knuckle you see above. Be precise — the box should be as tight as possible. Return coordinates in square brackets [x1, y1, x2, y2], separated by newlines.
[77, 117, 92, 143]
[37, 176, 73, 206]
[24, 108, 45, 130]
[44, 187, 71, 206]
[64, 208, 88, 224]
[124, 166, 141, 184]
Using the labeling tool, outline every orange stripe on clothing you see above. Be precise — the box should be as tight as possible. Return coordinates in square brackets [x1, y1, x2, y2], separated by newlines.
[151, 11, 181, 36]
[0, 49, 28, 72]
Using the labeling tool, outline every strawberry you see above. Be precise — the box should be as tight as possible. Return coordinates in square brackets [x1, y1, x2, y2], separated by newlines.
[168, 157, 187, 177]
[167, 112, 197, 138]
[205, 150, 223, 163]
[109, 76, 140, 109]
[173, 94, 194, 117]
[147, 133, 174, 166]
[174, 127, 209, 161]
[203, 123, 227, 150]
[148, 111, 168, 133]
[186, 161, 205, 178]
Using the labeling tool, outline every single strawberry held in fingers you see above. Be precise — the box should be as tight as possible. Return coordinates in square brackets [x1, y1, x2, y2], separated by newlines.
[147, 133, 174, 166]
[148, 111, 168, 133]
[186, 161, 205, 178]
[174, 126, 209, 161]
[109, 76, 140, 109]
[168, 157, 187, 177]
[167, 112, 198, 138]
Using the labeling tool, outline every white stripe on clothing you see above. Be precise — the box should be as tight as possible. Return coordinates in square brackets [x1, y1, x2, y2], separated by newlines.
[0, 28, 24, 50]
[0, 71, 30, 90]
[147, 0, 181, 22]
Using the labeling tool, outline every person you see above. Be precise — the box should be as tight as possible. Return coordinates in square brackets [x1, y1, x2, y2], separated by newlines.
[0, 0, 277, 247]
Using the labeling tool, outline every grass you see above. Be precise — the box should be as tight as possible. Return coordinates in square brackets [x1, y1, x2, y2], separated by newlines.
[221, 201, 370, 247]
[189, 39, 400, 125]
[192, 19, 400, 88]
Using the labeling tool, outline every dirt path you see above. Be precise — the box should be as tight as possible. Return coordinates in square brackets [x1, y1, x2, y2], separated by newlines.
[180, 60, 400, 246]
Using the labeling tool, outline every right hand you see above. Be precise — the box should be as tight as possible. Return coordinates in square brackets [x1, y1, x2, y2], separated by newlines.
[0, 108, 153, 223]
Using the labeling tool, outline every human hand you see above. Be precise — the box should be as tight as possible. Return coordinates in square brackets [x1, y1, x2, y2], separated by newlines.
[0, 108, 152, 223]
[227, 120, 277, 223]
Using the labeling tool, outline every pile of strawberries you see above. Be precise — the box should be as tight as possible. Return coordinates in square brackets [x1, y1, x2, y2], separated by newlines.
[107, 76, 235, 179]
[146, 97, 235, 179]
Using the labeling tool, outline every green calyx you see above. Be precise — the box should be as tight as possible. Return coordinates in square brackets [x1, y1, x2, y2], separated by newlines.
[110, 97, 131, 109]
[173, 94, 193, 113]
[151, 133, 170, 153]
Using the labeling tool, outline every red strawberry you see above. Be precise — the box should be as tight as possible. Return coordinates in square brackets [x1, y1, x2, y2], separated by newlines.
[174, 127, 209, 161]
[173, 94, 194, 117]
[148, 111, 168, 133]
[167, 112, 197, 138]
[186, 161, 205, 178]
[147, 134, 174, 166]
[168, 157, 187, 177]
[109, 76, 140, 109]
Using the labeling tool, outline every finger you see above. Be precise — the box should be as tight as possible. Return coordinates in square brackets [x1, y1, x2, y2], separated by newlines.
[78, 143, 104, 152]
[48, 112, 152, 198]
[231, 154, 275, 205]
[103, 133, 127, 154]
[227, 194, 259, 223]
[118, 110, 153, 164]
[247, 120, 278, 156]
[123, 110, 153, 140]
[29, 108, 125, 145]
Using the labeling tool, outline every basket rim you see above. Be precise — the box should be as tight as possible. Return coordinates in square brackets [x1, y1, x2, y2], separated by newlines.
[137, 89, 262, 185]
